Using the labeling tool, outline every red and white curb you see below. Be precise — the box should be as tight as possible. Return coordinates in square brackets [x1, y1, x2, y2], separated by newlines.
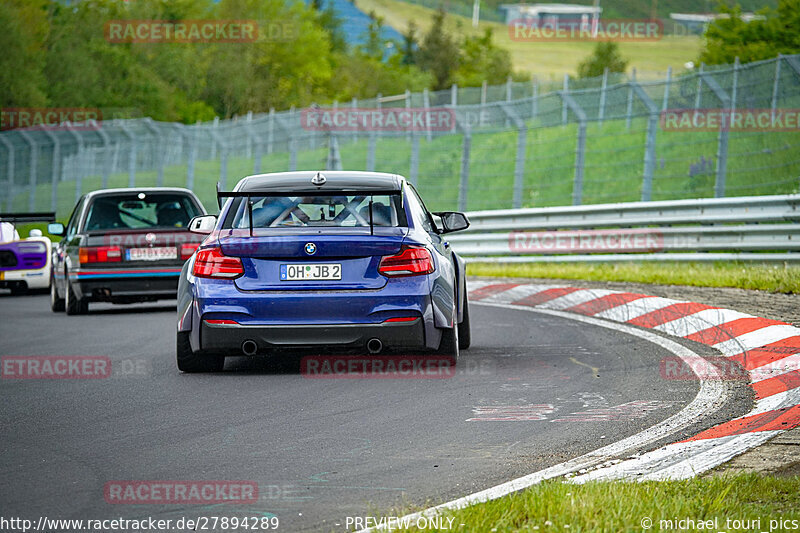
[469, 281, 800, 481]
[357, 281, 799, 531]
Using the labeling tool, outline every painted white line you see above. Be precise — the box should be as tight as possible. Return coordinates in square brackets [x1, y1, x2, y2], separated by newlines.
[594, 296, 681, 322]
[572, 432, 780, 482]
[478, 283, 560, 304]
[750, 353, 800, 382]
[750, 386, 800, 416]
[712, 325, 800, 357]
[355, 302, 728, 532]
[654, 308, 753, 338]
[536, 289, 618, 310]
[466, 280, 495, 292]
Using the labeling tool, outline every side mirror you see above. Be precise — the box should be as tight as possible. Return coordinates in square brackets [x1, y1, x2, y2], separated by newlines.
[47, 223, 65, 236]
[29, 229, 43, 237]
[432, 211, 470, 234]
[189, 215, 217, 234]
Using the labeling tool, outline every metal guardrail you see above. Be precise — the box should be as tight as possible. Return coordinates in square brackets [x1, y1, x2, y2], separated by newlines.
[450, 194, 800, 262]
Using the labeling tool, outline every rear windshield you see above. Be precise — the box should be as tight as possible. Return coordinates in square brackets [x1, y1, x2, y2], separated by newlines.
[225, 194, 407, 229]
[84, 193, 202, 231]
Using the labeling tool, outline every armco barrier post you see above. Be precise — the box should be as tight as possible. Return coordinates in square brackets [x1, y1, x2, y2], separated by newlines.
[186, 126, 196, 190]
[598, 67, 608, 124]
[662, 66, 672, 112]
[18, 131, 38, 212]
[631, 83, 659, 202]
[267, 108, 275, 154]
[699, 69, 732, 198]
[289, 130, 297, 172]
[0, 136, 15, 211]
[559, 92, 587, 206]
[626, 68, 636, 130]
[409, 134, 420, 186]
[143, 119, 164, 187]
[63, 123, 84, 204]
[117, 121, 136, 188]
[97, 122, 112, 189]
[771, 55, 782, 123]
[514, 125, 527, 208]
[42, 129, 60, 212]
[694, 64, 704, 109]
[458, 124, 471, 211]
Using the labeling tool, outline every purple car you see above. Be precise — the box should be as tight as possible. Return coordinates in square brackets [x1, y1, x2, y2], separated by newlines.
[0, 213, 56, 294]
[176, 171, 471, 372]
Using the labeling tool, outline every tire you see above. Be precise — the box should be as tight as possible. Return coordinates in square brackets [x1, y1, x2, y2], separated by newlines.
[458, 296, 471, 350]
[50, 276, 65, 312]
[176, 331, 225, 373]
[437, 313, 460, 363]
[65, 276, 88, 315]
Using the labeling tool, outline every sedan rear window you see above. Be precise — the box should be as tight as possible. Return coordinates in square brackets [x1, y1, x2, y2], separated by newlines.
[226, 194, 407, 229]
[84, 193, 202, 231]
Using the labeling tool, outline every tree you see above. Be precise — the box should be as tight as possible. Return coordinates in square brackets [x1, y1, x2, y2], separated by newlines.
[318, 1, 347, 54]
[359, 11, 386, 60]
[0, 0, 49, 107]
[455, 28, 513, 86]
[699, 0, 800, 65]
[416, 9, 461, 90]
[577, 42, 629, 79]
[401, 22, 418, 66]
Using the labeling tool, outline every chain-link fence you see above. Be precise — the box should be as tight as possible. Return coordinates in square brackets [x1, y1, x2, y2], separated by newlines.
[3, 54, 800, 217]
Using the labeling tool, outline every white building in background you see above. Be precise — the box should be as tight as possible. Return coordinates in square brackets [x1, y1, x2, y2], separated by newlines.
[669, 12, 765, 35]
[499, 3, 602, 27]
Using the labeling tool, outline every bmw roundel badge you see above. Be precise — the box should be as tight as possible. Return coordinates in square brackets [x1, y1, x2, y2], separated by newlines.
[304, 242, 317, 255]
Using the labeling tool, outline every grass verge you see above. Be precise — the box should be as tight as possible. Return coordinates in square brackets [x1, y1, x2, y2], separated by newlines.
[467, 261, 800, 293]
[388, 475, 800, 532]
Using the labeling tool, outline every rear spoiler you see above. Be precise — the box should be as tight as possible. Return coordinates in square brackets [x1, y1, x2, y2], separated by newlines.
[215, 186, 399, 237]
[0, 212, 56, 224]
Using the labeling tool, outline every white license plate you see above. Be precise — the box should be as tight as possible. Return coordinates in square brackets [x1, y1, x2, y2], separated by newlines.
[127, 247, 177, 261]
[281, 263, 341, 281]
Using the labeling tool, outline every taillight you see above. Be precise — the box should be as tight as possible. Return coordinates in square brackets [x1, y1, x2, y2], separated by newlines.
[79, 246, 122, 264]
[193, 247, 244, 279]
[180, 242, 201, 261]
[378, 246, 434, 277]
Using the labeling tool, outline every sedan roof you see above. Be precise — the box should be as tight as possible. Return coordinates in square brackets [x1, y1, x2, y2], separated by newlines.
[235, 171, 405, 193]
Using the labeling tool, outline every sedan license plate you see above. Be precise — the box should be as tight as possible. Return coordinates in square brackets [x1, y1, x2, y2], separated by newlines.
[127, 247, 177, 261]
[281, 264, 341, 281]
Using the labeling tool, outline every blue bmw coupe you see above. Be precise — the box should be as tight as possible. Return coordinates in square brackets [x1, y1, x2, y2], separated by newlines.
[176, 171, 471, 372]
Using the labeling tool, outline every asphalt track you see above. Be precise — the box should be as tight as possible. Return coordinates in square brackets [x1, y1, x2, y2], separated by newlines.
[0, 290, 735, 531]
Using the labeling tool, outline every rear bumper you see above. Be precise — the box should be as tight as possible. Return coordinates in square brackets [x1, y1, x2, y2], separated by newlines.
[70, 271, 180, 302]
[201, 319, 426, 353]
[0, 269, 49, 290]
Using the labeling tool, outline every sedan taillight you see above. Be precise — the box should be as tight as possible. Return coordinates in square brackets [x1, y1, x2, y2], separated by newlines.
[378, 246, 434, 277]
[79, 246, 122, 264]
[193, 247, 244, 279]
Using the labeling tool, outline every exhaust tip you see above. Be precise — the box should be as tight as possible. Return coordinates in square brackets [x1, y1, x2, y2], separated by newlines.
[242, 340, 258, 356]
[367, 338, 383, 354]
